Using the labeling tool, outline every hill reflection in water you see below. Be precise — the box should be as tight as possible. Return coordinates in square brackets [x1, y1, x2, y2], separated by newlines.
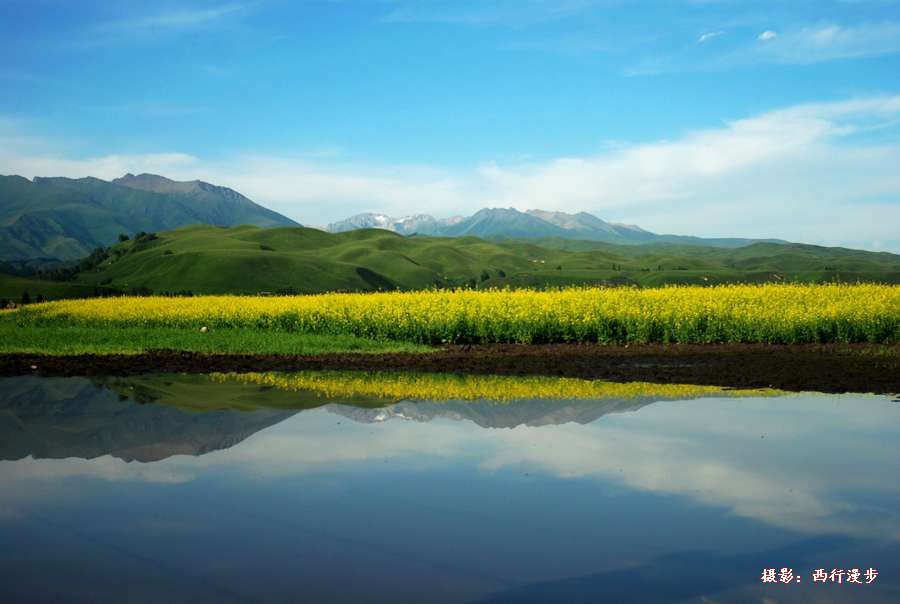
[0, 372, 778, 462]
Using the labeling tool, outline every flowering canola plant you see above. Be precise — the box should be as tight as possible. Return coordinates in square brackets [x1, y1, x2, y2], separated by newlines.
[12, 284, 900, 344]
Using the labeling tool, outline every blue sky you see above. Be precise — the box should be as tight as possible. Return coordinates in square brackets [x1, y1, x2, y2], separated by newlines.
[2, 0, 900, 250]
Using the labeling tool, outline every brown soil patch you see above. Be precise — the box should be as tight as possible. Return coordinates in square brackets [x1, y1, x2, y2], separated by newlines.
[1, 343, 898, 395]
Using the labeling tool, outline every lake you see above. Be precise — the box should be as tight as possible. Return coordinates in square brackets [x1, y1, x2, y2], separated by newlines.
[1, 373, 898, 603]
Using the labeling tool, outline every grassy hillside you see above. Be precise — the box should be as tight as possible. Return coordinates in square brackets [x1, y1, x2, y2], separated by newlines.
[5, 224, 892, 297]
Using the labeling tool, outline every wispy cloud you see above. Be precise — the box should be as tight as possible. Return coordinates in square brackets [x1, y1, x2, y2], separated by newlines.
[749, 22, 900, 63]
[3, 96, 900, 250]
[630, 22, 900, 75]
[697, 30, 724, 44]
[65, 2, 255, 48]
[97, 3, 251, 33]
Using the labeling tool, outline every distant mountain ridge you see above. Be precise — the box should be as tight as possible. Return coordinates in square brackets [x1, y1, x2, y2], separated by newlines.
[0, 173, 299, 261]
[327, 207, 781, 247]
[0, 169, 789, 265]
[327, 212, 464, 235]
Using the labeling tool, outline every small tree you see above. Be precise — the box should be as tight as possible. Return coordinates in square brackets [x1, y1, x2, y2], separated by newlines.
[480, 270, 490, 282]
[36, 294, 45, 303]
[20, 291, 31, 305]
[497, 269, 506, 278]
[118, 233, 130, 242]
[135, 232, 158, 244]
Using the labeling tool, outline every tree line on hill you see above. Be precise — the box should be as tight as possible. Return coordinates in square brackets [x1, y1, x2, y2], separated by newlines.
[34, 232, 159, 282]
[3, 287, 200, 309]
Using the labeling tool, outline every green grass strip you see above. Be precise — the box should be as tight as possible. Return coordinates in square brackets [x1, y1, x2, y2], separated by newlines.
[0, 321, 432, 356]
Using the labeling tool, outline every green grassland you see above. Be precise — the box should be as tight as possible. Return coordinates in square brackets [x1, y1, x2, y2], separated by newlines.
[0, 274, 103, 302]
[3, 225, 897, 299]
[0, 316, 430, 355]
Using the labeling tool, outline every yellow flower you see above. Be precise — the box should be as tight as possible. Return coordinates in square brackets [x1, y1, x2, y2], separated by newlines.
[12, 284, 899, 344]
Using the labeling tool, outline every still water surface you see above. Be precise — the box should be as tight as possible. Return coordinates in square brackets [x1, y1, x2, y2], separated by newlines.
[1, 373, 898, 603]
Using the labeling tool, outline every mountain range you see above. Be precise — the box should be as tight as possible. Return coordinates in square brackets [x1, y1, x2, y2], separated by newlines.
[2, 172, 896, 297]
[0, 170, 789, 266]
[0, 173, 298, 262]
[327, 207, 781, 247]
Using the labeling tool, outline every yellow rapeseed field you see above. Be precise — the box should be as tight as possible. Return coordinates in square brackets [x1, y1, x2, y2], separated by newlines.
[12, 284, 900, 344]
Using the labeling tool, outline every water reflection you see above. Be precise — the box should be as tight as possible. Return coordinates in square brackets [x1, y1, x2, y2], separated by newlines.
[0, 375, 297, 462]
[1, 373, 898, 603]
[1, 372, 779, 462]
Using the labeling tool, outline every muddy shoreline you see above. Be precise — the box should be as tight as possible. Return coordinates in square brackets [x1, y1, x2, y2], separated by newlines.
[2, 343, 898, 394]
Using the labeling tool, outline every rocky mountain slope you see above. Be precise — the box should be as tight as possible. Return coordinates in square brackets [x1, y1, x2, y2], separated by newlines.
[0, 173, 298, 261]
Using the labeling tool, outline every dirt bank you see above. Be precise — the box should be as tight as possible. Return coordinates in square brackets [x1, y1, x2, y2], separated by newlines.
[2, 343, 898, 394]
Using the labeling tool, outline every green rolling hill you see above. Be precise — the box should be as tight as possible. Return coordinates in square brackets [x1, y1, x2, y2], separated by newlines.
[4, 225, 896, 300]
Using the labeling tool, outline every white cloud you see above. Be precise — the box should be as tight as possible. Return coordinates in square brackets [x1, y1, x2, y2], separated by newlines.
[698, 30, 725, 44]
[632, 22, 900, 74]
[0, 148, 203, 183]
[473, 96, 900, 250]
[205, 156, 476, 226]
[751, 22, 900, 63]
[3, 95, 900, 250]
